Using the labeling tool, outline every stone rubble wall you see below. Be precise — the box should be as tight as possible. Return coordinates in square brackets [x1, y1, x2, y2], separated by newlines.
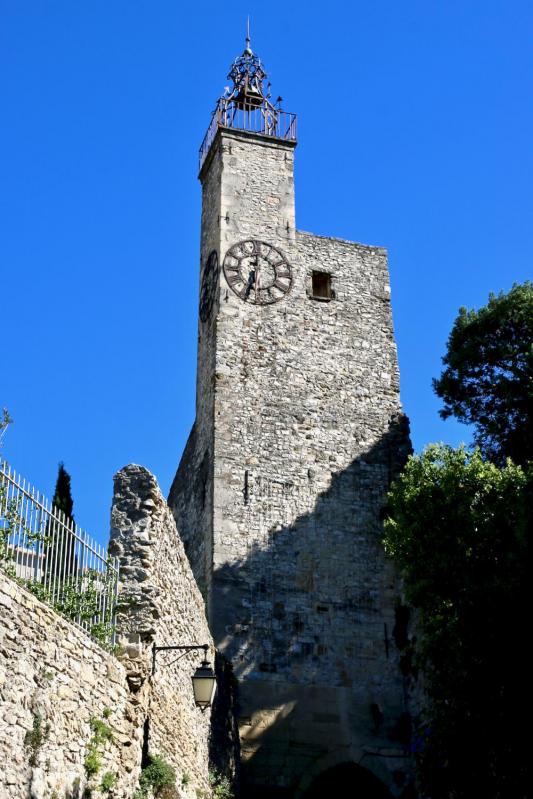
[0, 571, 140, 799]
[0, 464, 221, 799]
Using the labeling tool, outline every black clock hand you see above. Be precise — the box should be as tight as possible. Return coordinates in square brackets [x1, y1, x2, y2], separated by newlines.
[255, 258, 261, 302]
[244, 266, 256, 298]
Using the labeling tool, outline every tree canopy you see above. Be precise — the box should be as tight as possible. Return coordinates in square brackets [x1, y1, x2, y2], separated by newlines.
[384, 445, 530, 798]
[385, 282, 532, 796]
[433, 281, 533, 466]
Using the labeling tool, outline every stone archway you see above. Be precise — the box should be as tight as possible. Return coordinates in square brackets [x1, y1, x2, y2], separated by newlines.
[300, 762, 393, 799]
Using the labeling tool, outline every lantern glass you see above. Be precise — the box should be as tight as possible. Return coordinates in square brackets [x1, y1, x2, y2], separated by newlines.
[192, 662, 216, 708]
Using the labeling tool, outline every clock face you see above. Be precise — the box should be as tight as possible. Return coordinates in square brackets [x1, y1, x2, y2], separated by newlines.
[199, 250, 219, 322]
[223, 240, 293, 305]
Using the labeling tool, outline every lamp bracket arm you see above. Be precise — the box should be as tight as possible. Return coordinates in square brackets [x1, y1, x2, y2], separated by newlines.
[152, 643, 210, 674]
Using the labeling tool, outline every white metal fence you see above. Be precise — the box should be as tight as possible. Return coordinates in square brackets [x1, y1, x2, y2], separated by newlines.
[0, 459, 119, 646]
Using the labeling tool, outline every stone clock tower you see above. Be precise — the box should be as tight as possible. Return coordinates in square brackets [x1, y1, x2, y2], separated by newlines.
[169, 32, 412, 799]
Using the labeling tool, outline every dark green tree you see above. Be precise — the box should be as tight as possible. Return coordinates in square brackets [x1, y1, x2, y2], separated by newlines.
[51, 462, 74, 523]
[46, 462, 77, 579]
[384, 445, 530, 799]
[433, 281, 533, 466]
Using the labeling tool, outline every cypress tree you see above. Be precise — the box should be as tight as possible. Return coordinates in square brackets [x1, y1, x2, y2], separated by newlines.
[46, 462, 76, 580]
[51, 462, 74, 523]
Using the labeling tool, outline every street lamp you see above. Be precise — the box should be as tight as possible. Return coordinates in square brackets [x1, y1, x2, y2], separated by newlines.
[152, 643, 216, 710]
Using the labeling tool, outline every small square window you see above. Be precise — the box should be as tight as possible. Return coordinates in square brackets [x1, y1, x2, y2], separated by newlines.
[311, 271, 332, 300]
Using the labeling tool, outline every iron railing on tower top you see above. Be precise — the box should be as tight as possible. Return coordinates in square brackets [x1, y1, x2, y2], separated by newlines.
[0, 459, 119, 647]
[199, 99, 297, 171]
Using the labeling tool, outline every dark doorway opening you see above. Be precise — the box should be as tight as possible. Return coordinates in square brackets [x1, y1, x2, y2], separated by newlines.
[301, 762, 393, 799]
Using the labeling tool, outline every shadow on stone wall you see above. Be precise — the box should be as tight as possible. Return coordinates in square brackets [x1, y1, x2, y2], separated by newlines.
[209, 413, 414, 799]
[209, 652, 242, 792]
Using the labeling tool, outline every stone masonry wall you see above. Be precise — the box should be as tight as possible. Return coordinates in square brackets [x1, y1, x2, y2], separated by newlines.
[0, 571, 140, 799]
[210, 224, 412, 795]
[0, 464, 221, 799]
[168, 139, 223, 601]
[169, 129, 296, 614]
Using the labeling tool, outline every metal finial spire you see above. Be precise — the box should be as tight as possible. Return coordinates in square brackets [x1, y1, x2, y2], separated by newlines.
[245, 16, 252, 54]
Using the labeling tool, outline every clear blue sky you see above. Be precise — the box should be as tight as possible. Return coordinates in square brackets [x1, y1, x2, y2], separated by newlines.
[1, 1, 532, 543]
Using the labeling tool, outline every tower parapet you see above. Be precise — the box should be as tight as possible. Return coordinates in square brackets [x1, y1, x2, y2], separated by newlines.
[199, 32, 297, 170]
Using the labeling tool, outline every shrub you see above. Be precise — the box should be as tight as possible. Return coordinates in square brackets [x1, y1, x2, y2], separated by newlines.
[100, 771, 117, 792]
[24, 711, 50, 767]
[208, 770, 233, 799]
[138, 754, 176, 796]
[84, 748, 101, 778]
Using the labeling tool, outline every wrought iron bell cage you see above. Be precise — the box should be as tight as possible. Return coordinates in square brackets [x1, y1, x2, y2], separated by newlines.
[229, 43, 268, 109]
[199, 34, 297, 170]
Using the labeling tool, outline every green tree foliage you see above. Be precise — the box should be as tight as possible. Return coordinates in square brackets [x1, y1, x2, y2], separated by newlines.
[0, 407, 13, 446]
[433, 281, 533, 466]
[384, 445, 530, 798]
[0, 412, 38, 572]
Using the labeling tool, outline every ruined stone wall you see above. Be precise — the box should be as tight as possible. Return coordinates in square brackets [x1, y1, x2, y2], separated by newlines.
[0, 464, 222, 799]
[169, 127, 413, 797]
[109, 464, 216, 796]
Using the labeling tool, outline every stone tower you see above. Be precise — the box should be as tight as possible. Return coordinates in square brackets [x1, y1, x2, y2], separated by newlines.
[169, 33, 412, 799]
